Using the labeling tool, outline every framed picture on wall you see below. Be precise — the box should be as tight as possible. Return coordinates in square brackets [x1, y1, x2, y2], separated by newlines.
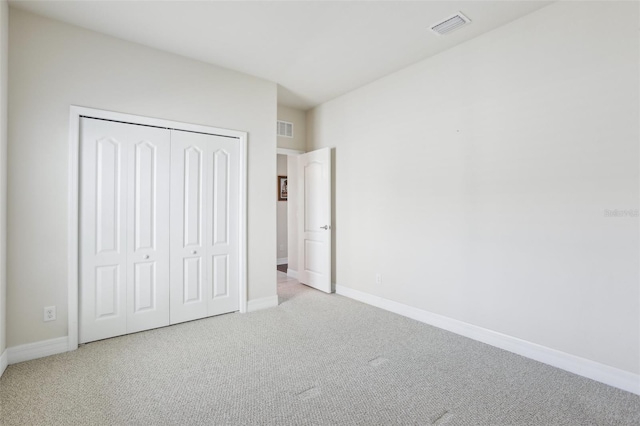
[278, 175, 288, 201]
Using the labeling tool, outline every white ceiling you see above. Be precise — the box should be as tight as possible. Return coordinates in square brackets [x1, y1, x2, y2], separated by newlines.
[9, 0, 553, 110]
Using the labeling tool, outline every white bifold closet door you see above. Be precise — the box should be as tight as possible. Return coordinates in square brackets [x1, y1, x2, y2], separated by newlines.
[80, 118, 170, 343]
[80, 118, 240, 343]
[169, 130, 240, 324]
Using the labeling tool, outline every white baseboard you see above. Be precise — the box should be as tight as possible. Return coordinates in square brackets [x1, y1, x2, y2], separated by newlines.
[247, 295, 279, 312]
[277, 257, 288, 265]
[287, 268, 298, 279]
[0, 348, 7, 376]
[7, 336, 69, 365]
[336, 285, 640, 396]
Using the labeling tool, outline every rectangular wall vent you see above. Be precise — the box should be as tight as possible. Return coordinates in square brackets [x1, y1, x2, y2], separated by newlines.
[277, 120, 294, 138]
[430, 12, 471, 36]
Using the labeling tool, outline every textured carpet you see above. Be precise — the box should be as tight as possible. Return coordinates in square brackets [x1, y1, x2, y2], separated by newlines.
[1, 272, 639, 425]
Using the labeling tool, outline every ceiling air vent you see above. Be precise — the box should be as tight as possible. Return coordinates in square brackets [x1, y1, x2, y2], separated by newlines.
[277, 120, 294, 138]
[430, 12, 471, 36]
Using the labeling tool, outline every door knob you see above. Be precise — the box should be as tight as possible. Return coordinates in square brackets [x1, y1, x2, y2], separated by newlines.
[192, 250, 197, 255]
[143, 255, 149, 259]
[320, 225, 329, 230]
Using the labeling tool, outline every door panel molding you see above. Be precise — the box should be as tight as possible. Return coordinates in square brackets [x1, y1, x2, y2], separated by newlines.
[133, 140, 157, 252]
[69, 106, 248, 351]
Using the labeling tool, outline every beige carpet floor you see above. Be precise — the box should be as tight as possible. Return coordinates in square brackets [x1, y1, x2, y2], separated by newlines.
[1, 272, 639, 425]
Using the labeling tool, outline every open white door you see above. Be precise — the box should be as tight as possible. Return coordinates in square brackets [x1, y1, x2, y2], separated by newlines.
[298, 148, 332, 293]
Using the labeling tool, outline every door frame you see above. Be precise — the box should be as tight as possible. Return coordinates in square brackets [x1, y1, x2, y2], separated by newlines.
[67, 105, 248, 351]
[276, 148, 303, 278]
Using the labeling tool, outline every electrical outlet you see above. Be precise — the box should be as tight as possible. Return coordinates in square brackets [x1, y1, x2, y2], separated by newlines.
[44, 306, 56, 322]
[375, 273, 382, 284]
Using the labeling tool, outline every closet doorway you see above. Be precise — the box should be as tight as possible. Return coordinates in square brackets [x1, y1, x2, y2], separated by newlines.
[276, 148, 303, 279]
[68, 107, 247, 349]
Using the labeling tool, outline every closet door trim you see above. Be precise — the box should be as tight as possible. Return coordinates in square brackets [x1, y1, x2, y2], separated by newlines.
[68, 106, 248, 351]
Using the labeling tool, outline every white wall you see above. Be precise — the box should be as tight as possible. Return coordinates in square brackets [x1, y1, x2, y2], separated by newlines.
[8, 8, 277, 347]
[277, 105, 306, 151]
[307, 1, 639, 375]
[0, 0, 7, 362]
[276, 154, 288, 262]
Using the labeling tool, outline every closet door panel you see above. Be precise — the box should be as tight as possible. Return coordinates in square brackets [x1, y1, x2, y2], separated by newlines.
[80, 118, 171, 343]
[183, 257, 203, 303]
[170, 130, 240, 323]
[170, 133, 208, 324]
[126, 127, 171, 334]
[80, 119, 129, 343]
[207, 140, 240, 316]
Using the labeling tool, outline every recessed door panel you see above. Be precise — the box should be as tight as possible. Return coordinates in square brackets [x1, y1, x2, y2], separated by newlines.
[212, 255, 229, 298]
[134, 141, 156, 251]
[95, 265, 120, 318]
[96, 138, 121, 254]
[304, 240, 323, 275]
[133, 262, 155, 312]
[304, 162, 323, 232]
[184, 147, 203, 248]
[183, 257, 202, 303]
[212, 150, 229, 245]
